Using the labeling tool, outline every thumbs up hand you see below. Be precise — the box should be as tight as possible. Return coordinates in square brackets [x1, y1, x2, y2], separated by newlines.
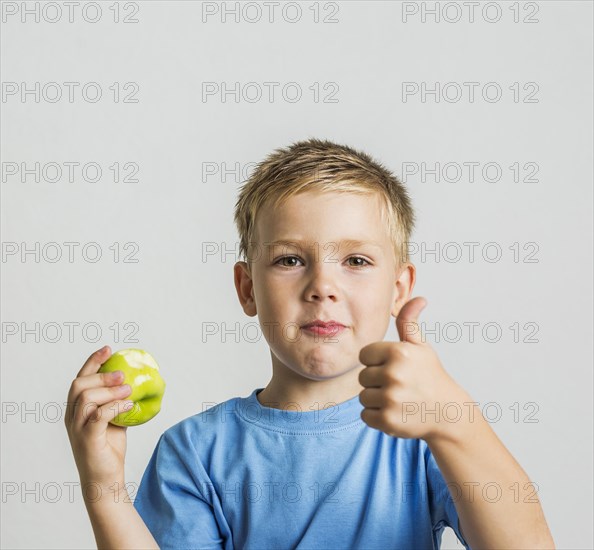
[358, 297, 469, 442]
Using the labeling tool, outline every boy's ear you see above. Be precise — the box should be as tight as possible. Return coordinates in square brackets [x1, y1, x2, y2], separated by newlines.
[391, 263, 416, 318]
[234, 261, 257, 317]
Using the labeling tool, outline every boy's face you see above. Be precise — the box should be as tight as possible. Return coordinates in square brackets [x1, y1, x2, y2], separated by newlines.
[234, 190, 415, 384]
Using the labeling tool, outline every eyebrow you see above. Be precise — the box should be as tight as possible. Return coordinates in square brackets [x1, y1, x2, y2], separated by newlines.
[264, 239, 383, 249]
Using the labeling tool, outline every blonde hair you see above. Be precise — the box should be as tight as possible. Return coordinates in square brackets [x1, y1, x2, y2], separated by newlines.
[233, 138, 416, 268]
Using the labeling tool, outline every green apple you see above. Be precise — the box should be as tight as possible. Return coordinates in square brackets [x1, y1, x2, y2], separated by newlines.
[98, 348, 166, 427]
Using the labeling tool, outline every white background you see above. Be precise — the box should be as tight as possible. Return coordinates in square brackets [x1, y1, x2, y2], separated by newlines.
[1, 1, 592, 548]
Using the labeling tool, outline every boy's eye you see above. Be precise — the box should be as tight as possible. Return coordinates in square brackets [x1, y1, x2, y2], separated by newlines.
[275, 256, 303, 267]
[347, 256, 371, 267]
[274, 256, 370, 268]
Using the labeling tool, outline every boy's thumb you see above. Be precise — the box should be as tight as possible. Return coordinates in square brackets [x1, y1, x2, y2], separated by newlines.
[396, 297, 427, 344]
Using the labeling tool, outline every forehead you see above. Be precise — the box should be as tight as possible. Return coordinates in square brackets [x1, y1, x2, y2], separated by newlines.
[255, 191, 388, 243]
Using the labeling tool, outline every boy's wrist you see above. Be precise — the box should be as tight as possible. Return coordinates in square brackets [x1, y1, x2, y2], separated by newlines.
[79, 477, 130, 507]
[423, 390, 483, 448]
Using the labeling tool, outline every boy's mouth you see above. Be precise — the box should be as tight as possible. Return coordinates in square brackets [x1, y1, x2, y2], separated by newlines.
[301, 320, 346, 336]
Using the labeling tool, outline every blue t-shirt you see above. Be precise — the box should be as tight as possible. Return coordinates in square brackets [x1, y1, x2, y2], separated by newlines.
[133, 388, 470, 549]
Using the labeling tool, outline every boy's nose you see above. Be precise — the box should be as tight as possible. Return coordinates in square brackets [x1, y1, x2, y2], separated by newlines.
[303, 264, 339, 301]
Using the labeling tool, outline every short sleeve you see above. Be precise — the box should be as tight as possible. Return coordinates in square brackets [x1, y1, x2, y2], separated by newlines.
[425, 447, 471, 549]
[133, 431, 224, 550]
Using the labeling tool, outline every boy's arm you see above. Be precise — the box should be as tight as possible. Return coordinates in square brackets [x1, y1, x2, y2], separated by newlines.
[82, 481, 159, 550]
[358, 297, 555, 549]
[64, 346, 160, 549]
[425, 403, 555, 549]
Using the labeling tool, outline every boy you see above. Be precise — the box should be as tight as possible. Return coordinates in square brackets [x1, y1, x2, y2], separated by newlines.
[65, 138, 554, 549]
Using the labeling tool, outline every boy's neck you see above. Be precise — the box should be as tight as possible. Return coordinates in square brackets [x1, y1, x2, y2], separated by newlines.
[256, 368, 365, 411]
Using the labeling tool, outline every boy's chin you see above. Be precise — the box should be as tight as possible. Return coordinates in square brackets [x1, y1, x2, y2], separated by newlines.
[288, 362, 361, 382]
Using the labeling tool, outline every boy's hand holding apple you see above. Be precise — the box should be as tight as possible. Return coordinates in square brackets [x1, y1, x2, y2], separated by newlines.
[65, 346, 133, 496]
[358, 297, 473, 444]
[64, 347, 165, 499]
